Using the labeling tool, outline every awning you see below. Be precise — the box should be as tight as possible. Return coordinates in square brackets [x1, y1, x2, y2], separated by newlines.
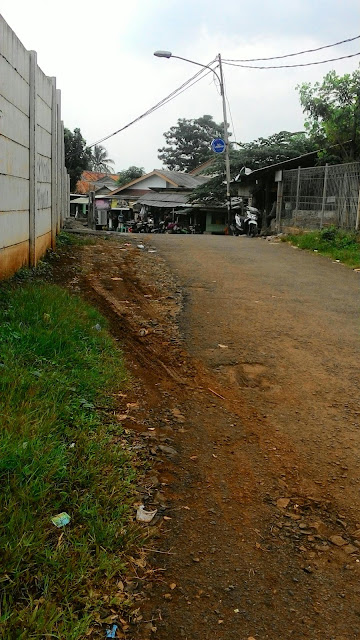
[70, 197, 89, 204]
[137, 191, 190, 208]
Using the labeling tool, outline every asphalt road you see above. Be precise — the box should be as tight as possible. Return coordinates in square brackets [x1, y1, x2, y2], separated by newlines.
[149, 233, 360, 517]
[64, 232, 360, 639]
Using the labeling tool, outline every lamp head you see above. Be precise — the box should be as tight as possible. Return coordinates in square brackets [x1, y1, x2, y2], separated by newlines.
[154, 50, 172, 58]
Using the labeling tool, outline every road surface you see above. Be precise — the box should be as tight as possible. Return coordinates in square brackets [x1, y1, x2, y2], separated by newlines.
[62, 232, 360, 640]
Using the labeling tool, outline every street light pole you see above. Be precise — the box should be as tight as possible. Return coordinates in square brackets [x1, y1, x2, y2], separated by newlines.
[217, 52, 232, 233]
[154, 50, 233, 234]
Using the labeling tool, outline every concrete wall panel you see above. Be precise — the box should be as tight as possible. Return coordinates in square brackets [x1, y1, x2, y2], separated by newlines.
[0, 241, 29, 279]
[0, 210, 29, 249]
[35, 231, 52, 261]
[0, 16, 30, 82]
[0, 57, 29, 115]
[0, 96, 29, 148]
[36, 95, 52, 133]
[36, 67, 52, 107]
[0, 175, 29, 211]
[36, 208, 51, 235]
[0, 137, 29, 179]
[36, 127, 51, 158]
[37, 183, 51, 211]
[37, 154, 51, 183]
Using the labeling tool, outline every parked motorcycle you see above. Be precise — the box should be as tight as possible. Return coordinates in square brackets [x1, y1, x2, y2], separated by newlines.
[232, 207, 259, 237]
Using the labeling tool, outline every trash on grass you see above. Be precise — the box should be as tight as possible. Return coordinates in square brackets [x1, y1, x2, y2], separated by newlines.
[51, 512, 71, 528]
[218, 344, 228, 349]
[136, 505, 158, 523]
[137, 244, 145, 249]
[93, 324, 101, 331]
[105, 624, 118, 638]
[148, 249, 157, 253]
[111, 277, 123, 281]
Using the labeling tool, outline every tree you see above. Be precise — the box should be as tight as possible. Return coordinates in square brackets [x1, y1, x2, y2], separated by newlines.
[64, 127, 93, 191]
[190, 131, 317, 204]
[90, 144, 115, 173]
[117, 166, 145, 187]
[297, 68, 360, 163]
[158, 115, 226, 172]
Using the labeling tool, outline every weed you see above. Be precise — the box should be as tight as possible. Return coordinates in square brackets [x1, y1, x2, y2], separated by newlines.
[284, 226, 360, 268]
[0, 282, 141, 638]
[57, 231, 98, 247]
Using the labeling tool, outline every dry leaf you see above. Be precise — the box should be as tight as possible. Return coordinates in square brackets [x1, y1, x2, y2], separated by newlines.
[276, 497, 290, 509]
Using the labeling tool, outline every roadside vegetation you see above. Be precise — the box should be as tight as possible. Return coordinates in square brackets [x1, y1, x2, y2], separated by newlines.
[0, 270, 141, 638]
[284, 226, 360, 268]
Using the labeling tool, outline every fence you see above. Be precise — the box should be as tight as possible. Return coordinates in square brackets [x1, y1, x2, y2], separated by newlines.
[0, 15, 69, 279]
[278, 162, 360, 231]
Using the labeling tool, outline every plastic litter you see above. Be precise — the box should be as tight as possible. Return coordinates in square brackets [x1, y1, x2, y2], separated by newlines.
[51, 512, 71, 528]
[136, 505, 158, 523]
[93, 324, 101, 331]
[137, 244, 145, 249]
[105, 624, 118, 638]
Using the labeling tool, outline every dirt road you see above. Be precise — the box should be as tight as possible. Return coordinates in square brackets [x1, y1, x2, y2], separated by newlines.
[60, 232, 360, 640]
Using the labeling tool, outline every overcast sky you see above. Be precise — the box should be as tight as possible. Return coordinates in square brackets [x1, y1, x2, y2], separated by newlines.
[2, 0, 360, 172]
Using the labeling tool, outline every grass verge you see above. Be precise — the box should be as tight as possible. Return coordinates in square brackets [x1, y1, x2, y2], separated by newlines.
[0, 280, 141, 638]
[283, 226, 360, 268]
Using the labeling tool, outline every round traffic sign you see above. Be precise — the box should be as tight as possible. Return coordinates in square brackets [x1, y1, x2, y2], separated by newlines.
[211, 138, 226, 153]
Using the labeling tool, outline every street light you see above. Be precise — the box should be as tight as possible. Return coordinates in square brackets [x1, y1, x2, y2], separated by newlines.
[154, 50, 233, 234]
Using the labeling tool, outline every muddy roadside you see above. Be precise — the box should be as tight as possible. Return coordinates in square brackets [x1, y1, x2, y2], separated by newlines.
[54, 234, 360, 640]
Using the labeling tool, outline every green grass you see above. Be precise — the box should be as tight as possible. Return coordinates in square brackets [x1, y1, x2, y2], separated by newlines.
[56, 231, 98, 246]
[0, 282, 141, 638]
[283, 226, 360, 268]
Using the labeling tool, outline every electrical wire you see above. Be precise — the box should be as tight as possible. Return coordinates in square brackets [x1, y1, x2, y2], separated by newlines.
[88, 59, 217, 148]
[223, 51, 360, 69]
[223, 35, 360, 62]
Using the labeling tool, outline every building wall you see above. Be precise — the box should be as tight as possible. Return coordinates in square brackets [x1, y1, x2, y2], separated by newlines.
[133, 175, 167, 189]
[0, 16, 69, 279]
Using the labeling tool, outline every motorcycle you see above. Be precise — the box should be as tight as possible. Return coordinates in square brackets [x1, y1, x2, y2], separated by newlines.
[232, 207, 259, 237]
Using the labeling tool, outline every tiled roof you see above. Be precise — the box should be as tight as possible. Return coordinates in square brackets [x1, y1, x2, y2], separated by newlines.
[76, 171, 118, 194]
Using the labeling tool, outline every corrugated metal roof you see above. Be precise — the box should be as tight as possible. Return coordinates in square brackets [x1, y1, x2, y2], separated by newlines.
[156, 169, 210, 188]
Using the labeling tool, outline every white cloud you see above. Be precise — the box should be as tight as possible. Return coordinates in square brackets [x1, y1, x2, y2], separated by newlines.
[1, 0, 359, 172]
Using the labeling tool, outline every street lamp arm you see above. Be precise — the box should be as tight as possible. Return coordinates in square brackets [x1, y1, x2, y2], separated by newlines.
[170, 55, 222, 88]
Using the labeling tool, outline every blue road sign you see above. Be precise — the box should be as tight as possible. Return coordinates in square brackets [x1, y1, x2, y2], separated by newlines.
[211, 138, 226, 153]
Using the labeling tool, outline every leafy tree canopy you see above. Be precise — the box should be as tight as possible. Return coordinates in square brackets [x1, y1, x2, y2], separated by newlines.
[89, 145, 115, 173]
[158, 115, 226, 172]
[116, 166, 145, 187]
[190, 131, 317, 205]
[297, 68, 360, 163]
[64, 127, 93, 191]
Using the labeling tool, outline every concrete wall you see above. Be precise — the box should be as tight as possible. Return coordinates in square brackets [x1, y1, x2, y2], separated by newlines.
[0, 15, 69, 279]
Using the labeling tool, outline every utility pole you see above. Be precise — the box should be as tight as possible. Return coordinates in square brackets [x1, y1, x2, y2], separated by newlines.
[218, 53, 232, 234]
[154, 50, 233, 234]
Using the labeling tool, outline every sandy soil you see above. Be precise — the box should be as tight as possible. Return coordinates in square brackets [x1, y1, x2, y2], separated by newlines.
[57, 232, 360, 640]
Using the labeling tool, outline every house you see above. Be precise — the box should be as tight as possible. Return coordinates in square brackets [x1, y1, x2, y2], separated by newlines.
[76, 171, 119, 195]
[105, 169, 212, 230]
[236, 150, 320, 230]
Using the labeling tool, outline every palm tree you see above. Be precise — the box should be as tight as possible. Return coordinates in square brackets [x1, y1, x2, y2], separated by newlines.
[90, 145, 115, 173]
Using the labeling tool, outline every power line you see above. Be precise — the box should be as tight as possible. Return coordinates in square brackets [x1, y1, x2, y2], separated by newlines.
[88, 60, 217, 148]
[223, 51, 360, 69]
[223, 35, 360, 62]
